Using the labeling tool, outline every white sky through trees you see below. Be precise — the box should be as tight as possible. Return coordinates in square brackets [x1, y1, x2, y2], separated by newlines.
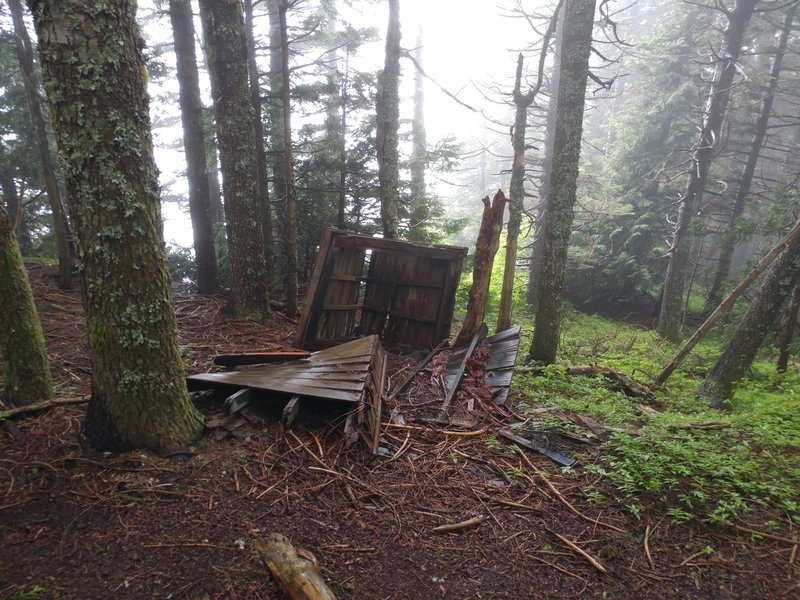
[142, 0, 543, 247]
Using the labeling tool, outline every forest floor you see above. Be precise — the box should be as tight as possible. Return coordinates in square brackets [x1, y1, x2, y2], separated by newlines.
[1, 263, 798, 599]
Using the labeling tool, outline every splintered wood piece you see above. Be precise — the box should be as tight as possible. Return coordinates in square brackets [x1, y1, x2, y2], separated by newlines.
[255, 533, 337, 600]
[455, 190, 508, 347]
[224, 388, 251, 415]
[283, 396, 301, 427]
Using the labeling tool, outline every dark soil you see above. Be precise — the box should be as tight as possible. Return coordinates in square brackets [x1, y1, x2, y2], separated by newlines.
[1, 264, 798, 599]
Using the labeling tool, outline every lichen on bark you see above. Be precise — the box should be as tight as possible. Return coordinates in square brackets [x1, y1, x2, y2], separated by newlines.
[28, 0, 202, 451]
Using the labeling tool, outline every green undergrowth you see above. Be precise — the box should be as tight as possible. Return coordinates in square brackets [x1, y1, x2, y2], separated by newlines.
[511, 307, 800, 527]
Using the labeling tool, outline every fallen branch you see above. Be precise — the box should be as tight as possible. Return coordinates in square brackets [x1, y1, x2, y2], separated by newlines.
[0, 396, 88, 420]
[550, 530, 607, 574]
[515, 447, 625, 534]
[255, 533, 337, 600]
[432, 515, 486, 533]
[731, 523, 799, 545]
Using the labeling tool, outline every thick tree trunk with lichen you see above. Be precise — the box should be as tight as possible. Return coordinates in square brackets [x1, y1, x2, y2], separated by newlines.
[376, 0, 400, 239]
[9, 0, 72, 291]
[169, 0, 219, 295]
[657, 0, 757, 342]
[28, 0, 203, 451]
[697, 233, 800, 409]
[0, 205, 53, 407]
[199, 0, 270, 319]
[529, 0, 595, 364]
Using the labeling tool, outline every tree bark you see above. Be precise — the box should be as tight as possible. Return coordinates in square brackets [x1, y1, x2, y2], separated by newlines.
[407, 27, 428, 241]
[244, 0, 275, 287]
[777, 282, 800, 373]
[656, 218, 800, 386]
[278, 0, 298, 317]
[28, 0, 203, 450]
[527, 1, 564, 309]
[0, 158, 33, 255]
[199, 0, 271, 319]
[268, 1, 287, 248]
[696, 229, 800, 409]
[0, 204, 53, 406]
[455, 190, 507, 347]
[657, 0, 758, 342]
[705, 3, 796, 311]
[9, 0, 72, 290]
[169, 0, 219, 295]
[376, 0, 401, 239]
[528, 0, 595, 364]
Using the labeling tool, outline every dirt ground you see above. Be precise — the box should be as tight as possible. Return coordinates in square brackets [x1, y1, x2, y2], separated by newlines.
[1, 264, 798, 599]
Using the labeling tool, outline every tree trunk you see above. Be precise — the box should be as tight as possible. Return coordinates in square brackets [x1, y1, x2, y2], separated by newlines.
[696, 230, 800, 409]
[168, 0, 219, 295]
[28, 0, 203, 450]
[705, 3, 796, 310]
[407, 27, 428, 241]
[278, 0, 298, 317]
[268, 1, 287, 251]
[528, 0, 595, 365]
[0, 204, 53, 407]
[244, 0, 275, 287]
[777, 282, 800, 373]
[455, 190, 507, 348]
[337, 48, 349, 229]
[498, 55, 531, 332]
[0, 161, 33, 255]
[199, 0, 271, 319]
[376, 0, 401, 239]
[9, 0, 72, 290]
[527, 1, 564, 309]
[656, 0, 757, 342]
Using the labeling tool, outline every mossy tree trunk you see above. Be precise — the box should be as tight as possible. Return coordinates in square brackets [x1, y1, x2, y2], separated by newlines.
[528, 0, 595, 365]
[28, 0, 203, 451]
[376, 0, 400, 239]
[168, 0, 219, 295]
[656, 0, 757, 342]
[9, 0, 73, 291]
[697, 232, 800, 409]
[0, 204, 54, 407]
[199, 0, 271, 320]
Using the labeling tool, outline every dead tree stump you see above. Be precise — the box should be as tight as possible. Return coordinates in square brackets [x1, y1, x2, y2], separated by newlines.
[455, 189, 507, 347]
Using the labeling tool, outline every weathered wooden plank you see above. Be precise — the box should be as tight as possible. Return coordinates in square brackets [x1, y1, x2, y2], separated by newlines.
[294, 227, 335, 347]
[487, 325, 522, 344]
[333, 232, 467, 260]
[484, 369, 514, 388]
[187, 373, 362, 402]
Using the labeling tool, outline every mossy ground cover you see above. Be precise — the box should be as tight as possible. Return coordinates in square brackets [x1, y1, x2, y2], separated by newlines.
[510, 305, 800, 527]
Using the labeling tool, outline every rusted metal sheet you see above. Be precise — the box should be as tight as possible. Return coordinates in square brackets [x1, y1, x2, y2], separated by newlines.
[295, 227, 467, 351]
[187, 336, 386, 451]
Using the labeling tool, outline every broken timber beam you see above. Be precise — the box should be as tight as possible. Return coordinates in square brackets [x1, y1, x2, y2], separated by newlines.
[255, 533, 337, 600]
